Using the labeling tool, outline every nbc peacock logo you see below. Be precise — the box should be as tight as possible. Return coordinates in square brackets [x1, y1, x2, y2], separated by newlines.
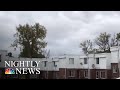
[5, 68, 15, 74]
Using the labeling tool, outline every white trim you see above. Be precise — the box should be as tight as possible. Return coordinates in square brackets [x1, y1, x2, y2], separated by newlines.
[69, 58, 74, 64]
[96, 71, 99, 79]
[84, 70, 88, 78]
[100, 71, 106, 79]
[69, 70, 75, 77]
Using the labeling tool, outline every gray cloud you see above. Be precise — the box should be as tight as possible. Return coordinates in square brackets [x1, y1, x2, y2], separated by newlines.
[0, 11, 120, 57]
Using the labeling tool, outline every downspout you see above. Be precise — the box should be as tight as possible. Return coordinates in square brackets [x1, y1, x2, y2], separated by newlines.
[87, 52, 90, 79]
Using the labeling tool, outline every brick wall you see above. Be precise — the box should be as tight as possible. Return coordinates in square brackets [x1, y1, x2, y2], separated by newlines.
[59, 68, 66, 79]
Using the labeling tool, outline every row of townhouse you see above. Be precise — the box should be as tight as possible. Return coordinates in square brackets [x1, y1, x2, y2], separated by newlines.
[0, 46, 120, 79]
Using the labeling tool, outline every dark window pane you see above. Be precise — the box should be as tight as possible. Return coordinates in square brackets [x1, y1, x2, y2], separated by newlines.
[96, 58, 99, 64]
[84, 58, 87, 64]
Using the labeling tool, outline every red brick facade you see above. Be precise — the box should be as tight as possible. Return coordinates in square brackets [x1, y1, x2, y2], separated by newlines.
[57, 68, 116, 79]
[0, 63, 119, 79]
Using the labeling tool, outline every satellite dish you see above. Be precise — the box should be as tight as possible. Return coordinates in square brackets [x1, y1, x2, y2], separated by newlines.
[92, 64, 95, 69]
[80, 62, 83, 65]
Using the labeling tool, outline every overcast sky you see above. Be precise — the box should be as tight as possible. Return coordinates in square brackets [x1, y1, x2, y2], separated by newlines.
[1, 11, 120, 57]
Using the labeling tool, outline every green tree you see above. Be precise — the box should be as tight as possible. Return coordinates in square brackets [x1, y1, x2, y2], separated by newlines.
[80, 40, 93, 54]
[95, 32, 111, 52]
[12, 23, 47, 58]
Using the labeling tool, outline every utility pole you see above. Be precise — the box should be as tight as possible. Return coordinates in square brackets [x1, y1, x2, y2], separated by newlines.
[93, 49, 96, 78]
[117, 41, 119, 62]
[118, 40, 120, 77]
[86, 52, 90, 79]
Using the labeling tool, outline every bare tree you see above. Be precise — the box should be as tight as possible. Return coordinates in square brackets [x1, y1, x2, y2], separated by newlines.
[116, 33, 120, 45]
[111, 34, 118, 47]
[80, 40, 93, 54]
[95, 32, 111, 52]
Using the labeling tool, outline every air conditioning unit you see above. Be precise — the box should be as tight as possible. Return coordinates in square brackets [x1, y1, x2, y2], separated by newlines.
[92, 64, 95, 69]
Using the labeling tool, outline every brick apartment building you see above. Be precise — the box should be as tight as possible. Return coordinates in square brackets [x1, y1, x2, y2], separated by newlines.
[0, 46, 120, 79]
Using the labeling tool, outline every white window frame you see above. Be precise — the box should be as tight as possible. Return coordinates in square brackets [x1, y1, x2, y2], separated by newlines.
[69, 58, 74, 64]
[100, 71, 106, 79]
[55, 72, 58, 79]
[84, 70, 88, 78]
[69, 70, 75, 77]
[96, 71, 99, 79]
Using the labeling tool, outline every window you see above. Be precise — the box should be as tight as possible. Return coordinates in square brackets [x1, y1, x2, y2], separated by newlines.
[96, 58, 99, 64]
[84, 58, 87, 64]
[69, 70, 75, 77]
[84, 70, 88, 78]
[69, 58, 74, 64]
[100, 71, 105, 79]
[32, 61, 37, 67]
[96, 71, 99, 79]
[53, 61, 57, 67]
[0, 55, 1, 62]
[44, 61, 47, 67]
[55, 73, 59, 79]
[53, 72, 58, 79]
[113, 65, 117, 73]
